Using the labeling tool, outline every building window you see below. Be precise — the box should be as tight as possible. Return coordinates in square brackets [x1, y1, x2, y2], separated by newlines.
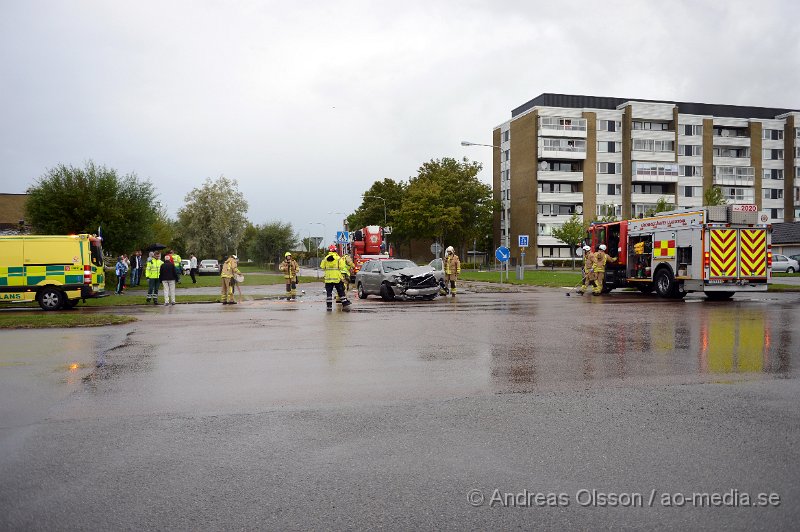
[714, 147, 750, 158]
[597, 141, 621, 153]
[682, 124, 703, 136]
[763, 169, 784, 180]
[632, 204, 658, 217]
[598, 119, 621, 132]
[715, 166, 755, 179]
[680, 144, 703, 156]
[762, 149, 784, 160]
[722, 187, 755, 203]
[633, 162, 679, 177]
[597, 183, 621, 195]
[539, 182, 577, 193]
[633, 139, 674, 152]
[537, 224, 562, 236]
[713, 127, 748, 138]
[769, 208, 784, 219]
[633, 121, 670, 131]
[633, 184, 668, 194]
[542, 138, 586, 152]
[502, 150, 510, 162]
[541, 161, 582, 172]
[763, 188, 783, 200]
[538, 204, 578, 216]
[683, 186, 703, 197]
[597, 162, 622, 174]
[596, 204, 622, 218]
[762, 128, 784, 140]
[679, 165, 703, 177]
[503, 130, 510, 142]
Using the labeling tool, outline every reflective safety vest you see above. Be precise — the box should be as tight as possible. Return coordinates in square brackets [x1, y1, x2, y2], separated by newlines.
[146, 259, 163, 279]
[172, 254, 181, 268]
[321, 252, 344, 284]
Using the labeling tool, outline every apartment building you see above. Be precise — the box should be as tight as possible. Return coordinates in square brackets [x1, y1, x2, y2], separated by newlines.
[493, 93, 800, 265]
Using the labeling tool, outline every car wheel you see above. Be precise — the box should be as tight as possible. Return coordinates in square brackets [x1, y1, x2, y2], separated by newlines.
[379, 283, 395, 301]
[357, 282, 368, 299]
[788, 267, 796, 274]
[654, 269, 676, 298]
[706, 291, 734, 301]
[38, 287, 65, 311]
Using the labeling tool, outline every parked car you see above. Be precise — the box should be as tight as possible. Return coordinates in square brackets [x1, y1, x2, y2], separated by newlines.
[180, 259, 191, 275]
[356, 259, 440, 300]
[789, 254, 800, 266]
[198, 259, 221, 275]
[772, 254, 799, 273]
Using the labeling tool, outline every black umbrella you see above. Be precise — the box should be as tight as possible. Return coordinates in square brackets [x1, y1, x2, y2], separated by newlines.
[146, 243, 167, 251]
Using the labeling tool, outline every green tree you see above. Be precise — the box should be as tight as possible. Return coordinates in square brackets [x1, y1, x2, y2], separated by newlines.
[645, 196, 675, 217]
[551, 213, 586, 270]
[394, 157, 495, 255]
[177, 176, 248, 259]
[25, 161, 158, 255]
[244, 221, 298, 268]
[704, 185, 727, 206]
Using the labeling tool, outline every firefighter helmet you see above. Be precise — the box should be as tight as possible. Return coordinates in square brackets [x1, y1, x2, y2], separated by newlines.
[328, 244, 337, 252]
[583, 245, 591, 251]
[446, 246, 454, 254]
[599, 244, 607, 251]
[284, 252, 292, 257]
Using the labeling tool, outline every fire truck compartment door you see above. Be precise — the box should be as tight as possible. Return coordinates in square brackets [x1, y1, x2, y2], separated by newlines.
[709, 228, 738, 279]
[737, 228, 767, 278]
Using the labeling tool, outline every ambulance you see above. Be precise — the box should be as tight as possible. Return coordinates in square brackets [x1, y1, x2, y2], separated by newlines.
[0, 234, 106, 310]
[587, 205, 771, 300]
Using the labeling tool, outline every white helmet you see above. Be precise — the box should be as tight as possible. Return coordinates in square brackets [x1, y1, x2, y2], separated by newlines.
[582, 245, 591, 251]
[599, 244, 607, 251]
[446, 246, 454, 254]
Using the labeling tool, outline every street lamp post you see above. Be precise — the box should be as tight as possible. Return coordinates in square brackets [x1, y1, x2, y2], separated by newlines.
[309, 222, 326, 279]
[461, 140, 509, 282]
[363, 195, 388, 253]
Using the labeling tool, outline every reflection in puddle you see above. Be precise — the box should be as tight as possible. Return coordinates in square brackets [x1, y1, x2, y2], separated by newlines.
[487, 302, 794, 391]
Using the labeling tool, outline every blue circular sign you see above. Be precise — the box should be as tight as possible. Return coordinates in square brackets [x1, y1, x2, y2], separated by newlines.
[495, 246, 510, 262]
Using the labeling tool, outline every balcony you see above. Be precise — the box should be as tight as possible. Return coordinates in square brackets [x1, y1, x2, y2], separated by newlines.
[713, 175, 755, 187]
[537, 170, 584, 182]
[632, 193, 676, 204]
[539, 138, 587, 160]
[712, 156, 751, 167]
[538, 192, 583, 203]
[538, 117, 587, 138]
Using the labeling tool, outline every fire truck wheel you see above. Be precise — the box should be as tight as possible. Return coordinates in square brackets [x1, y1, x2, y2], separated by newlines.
[654, 269, 677, 298]
[379, 283, 395, 301]
[38, 287, 65, 311]
[705, 291, 734, 301]
[357, 282, 369, 299]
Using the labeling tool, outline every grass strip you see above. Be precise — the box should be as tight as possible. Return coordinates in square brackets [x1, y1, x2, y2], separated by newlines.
[0, 313, 137, 329]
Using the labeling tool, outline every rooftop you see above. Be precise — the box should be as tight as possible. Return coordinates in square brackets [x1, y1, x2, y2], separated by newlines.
[511, 93, 799, 120]
[772, 222, 800, 245]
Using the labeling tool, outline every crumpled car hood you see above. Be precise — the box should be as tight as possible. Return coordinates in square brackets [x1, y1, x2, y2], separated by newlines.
[393, 265, 436, 278]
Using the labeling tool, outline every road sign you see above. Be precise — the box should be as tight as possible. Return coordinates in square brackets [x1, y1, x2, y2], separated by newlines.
[336, 231, 350, 243]
[430, 242, 442, 256]
[518, 234, 529, 248]
[495, 246, 510, 263]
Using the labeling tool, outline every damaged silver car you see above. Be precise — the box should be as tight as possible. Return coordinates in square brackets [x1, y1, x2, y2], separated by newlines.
[355, 259, 441, 301]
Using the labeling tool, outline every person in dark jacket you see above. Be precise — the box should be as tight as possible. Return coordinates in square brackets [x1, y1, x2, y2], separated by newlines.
[159, 254, 178, 305]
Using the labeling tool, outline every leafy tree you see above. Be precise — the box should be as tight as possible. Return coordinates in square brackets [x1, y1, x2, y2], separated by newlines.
[347, 178, 406, 232]
[177, 176, 248, 259]
[551, 213, 586, 270]
[244, 221, 298, 268]
[704, 186, 727, 206]
[645, 196, 675, 217]
[393, 157, 495, 255]
[24, 161, 158, 255]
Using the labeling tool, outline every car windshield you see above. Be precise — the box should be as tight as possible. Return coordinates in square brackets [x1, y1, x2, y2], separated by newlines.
[201, 260, 217, 265]
[382, 260, 417, 272]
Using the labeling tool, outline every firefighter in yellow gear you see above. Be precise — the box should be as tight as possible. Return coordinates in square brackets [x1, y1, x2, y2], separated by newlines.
[321, 244, 351, 311]
[336, 252, 355, 302]
[578, 245, 595, 294]
[279, 251, 300, 300]
[443, 246, 461, 297]
[145, 251, 163, 304]
[592, 244, 617, 295]
[220, 255, 241, 304]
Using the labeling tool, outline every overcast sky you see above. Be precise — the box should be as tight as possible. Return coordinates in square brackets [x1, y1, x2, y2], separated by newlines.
[1, 0, 798, 242]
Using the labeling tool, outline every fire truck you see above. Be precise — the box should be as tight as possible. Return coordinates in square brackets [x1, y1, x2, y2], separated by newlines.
[350, 225, 392, 277]
[586, 205, 772, 300]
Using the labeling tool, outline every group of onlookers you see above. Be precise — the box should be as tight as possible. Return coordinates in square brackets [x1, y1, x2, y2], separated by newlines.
[112, 249, 199, 305]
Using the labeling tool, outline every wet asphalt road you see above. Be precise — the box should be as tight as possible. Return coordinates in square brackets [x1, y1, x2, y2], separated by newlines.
[1, 283, 799, 530]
